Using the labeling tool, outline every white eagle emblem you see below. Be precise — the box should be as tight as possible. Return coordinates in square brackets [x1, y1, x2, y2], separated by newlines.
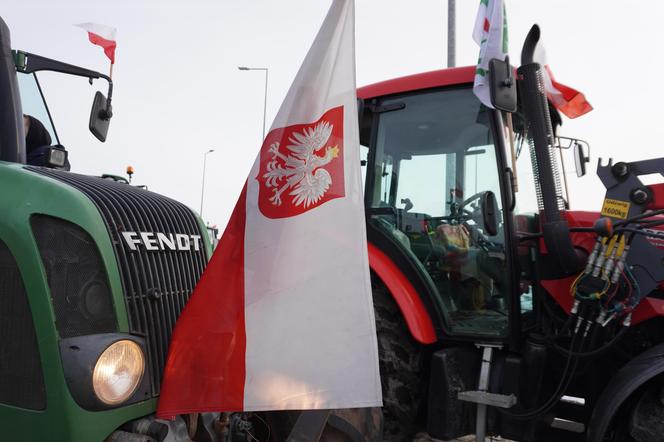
[262, 120, 340, 208]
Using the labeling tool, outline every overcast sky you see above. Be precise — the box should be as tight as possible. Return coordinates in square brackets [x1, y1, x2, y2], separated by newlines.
[3, 1, 664, 231]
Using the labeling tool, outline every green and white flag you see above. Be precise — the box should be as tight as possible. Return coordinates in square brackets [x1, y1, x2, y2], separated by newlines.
[472, 0, 508, 108]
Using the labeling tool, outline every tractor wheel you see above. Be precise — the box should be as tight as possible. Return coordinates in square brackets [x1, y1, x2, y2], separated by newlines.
[266, 408, 382, 441]
[373, 279, 425, 441]
[599, 377, 664, 442]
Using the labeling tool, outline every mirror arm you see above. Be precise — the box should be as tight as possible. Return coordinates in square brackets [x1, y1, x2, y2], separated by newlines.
[15, 50, 113, 119]
[503, 55, 514, 87]
[99, 77, 113, 120]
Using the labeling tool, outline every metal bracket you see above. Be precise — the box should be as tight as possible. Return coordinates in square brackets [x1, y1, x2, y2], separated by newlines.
[457, 390, 517, 408]
[460, 344, 515, 441]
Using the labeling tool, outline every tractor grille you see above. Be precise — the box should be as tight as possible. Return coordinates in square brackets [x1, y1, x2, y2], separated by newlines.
[27, 167, 208, 396]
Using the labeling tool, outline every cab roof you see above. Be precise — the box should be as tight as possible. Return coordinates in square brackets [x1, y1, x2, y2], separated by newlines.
[357, 66, 475, 100]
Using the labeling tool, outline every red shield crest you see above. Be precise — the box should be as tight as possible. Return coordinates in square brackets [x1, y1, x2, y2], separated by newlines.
[257, 106, 345, 219]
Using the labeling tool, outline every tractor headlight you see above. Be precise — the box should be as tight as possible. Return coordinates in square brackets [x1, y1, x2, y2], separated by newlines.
[92, 340, 145, 405]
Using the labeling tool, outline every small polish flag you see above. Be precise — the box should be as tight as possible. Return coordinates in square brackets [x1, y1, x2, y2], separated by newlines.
[532, 32, 592, 119]
[157, 0, 381, 417]
[74, 22, 117, 64]
[542, 65, 593, 119]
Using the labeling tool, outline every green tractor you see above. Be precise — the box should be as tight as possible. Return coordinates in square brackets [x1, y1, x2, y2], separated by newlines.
[0, 17, 221, 441]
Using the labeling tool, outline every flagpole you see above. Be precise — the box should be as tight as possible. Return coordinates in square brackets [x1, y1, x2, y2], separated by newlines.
[506, 113, 519, 192]
[447, 0, 455, 67]
[109, 62, 114, 80]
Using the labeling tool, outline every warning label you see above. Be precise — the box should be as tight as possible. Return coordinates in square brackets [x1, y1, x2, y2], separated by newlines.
[600, 198, 631, 219]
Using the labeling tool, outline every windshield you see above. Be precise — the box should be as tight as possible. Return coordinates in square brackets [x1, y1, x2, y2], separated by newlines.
[368, 87, 509, 337]
[17, 72, 58, 144]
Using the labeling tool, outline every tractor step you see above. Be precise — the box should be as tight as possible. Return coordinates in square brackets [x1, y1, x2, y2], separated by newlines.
[550, 417, 585, 433]
[457, 390, 517, 408]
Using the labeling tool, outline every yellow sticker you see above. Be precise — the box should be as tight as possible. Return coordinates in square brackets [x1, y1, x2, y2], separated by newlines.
[600, 198, 631, 219]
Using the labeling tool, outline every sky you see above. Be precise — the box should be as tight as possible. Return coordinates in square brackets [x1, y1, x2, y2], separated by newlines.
[3, 1, 664, 231]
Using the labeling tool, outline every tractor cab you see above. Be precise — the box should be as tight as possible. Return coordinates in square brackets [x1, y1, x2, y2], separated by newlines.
[357, 55, 588, 344]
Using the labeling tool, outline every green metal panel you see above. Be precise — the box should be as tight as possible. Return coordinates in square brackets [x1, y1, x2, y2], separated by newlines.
[0, 162, 159, 441]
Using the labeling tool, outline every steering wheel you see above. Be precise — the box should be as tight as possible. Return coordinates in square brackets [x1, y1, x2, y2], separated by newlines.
[452, 191, 488, 222]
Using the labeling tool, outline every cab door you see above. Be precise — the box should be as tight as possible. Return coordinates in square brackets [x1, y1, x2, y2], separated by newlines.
[362, 85, 520, 343]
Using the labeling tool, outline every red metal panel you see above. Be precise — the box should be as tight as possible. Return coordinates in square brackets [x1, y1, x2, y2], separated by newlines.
[367, 243, 437, 344]
[357, 66, 475, 100]
[647, 183, 664, 210]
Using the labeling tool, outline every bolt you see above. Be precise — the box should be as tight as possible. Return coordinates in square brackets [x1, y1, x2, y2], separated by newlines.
[146, 288, 162, 301]
[631, 188, 649, 205]
[612, 162, 629, 178]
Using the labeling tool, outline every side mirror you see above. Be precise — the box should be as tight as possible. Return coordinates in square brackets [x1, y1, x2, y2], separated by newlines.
[489, 57, 517, 113]
[480, 191, 499, 236]
[574, 142, 590, 177]
[89, 91, 112, 142]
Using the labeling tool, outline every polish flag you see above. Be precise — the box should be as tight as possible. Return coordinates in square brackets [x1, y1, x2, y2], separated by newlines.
[533, 38, 592, 119]
[74, 22, 117, 64]
[542, 65, 593, 119]
[157, 0, 381, 417]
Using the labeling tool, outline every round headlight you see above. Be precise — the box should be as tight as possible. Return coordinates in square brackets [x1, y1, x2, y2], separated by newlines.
[92, 340, 145, 405]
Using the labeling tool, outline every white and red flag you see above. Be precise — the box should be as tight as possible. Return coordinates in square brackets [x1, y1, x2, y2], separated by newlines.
[531, 26, 592, 119]
[538, 55, 593, 118]
[157, 0, 381, 417]
[74, 22, 117, 64]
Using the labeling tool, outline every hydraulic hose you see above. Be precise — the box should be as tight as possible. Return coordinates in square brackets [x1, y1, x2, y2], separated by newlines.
[548, 324, 628, 360]
[499, 321, 585, 420]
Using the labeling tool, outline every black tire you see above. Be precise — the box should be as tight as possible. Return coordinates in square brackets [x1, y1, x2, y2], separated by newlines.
[373, 278, 425, 441]
[267, 408, 382, 441]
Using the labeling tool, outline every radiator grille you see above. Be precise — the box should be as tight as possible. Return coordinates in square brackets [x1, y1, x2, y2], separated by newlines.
[32, 215, 117, 338]
[0, 239, 46, 409]
[28, 167, 208, 396]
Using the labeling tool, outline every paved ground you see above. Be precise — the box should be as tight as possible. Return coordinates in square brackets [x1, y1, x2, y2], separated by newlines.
[414, 433, 514, 442]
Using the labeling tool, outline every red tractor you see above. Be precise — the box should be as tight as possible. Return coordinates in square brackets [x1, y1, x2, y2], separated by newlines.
[354, 25, 664, 441]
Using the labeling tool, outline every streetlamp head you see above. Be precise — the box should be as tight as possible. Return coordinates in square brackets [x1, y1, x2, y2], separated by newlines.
[208, 149, 215, 153]
[238, 66, 250, 71]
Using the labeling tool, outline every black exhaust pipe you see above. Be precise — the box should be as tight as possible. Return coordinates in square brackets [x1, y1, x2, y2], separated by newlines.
[517, 25, 585, 276]
[0, 16, 25, 164]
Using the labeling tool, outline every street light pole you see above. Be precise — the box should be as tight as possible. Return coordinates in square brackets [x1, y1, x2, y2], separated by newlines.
[238, 66, 269, 142]
[200, 149, 215, 218]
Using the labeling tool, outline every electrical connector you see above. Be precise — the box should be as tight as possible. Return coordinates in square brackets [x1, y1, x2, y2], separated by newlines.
[570, 300, 580, 315]
[596, 309, 607, 325]
[601, 313, 616, 327]
[592, 242, 609, 277]
[584, 240, 602, 275]
[610, 245, 630, 284]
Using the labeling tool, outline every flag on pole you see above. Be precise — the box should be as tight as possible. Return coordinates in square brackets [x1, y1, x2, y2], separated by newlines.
[472, 0, 508, 108]
[74, 22, 117, 64]
[535, 44, 593, 119]
[542, 66, 593, 119]
[157, 0, 381, 417]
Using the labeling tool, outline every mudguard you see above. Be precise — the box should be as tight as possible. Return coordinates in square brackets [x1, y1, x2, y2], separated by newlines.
[587, 343, 664, 442]
[367, 242, 436, 344]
